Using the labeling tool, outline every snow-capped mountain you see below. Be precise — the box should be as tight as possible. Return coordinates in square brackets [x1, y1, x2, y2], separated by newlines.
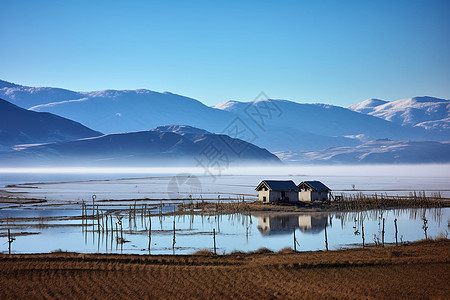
[213, 99, 432, 141]
[348, 96, 450, 132]
[0, 98, 102, 149]
[1, 79, 449, 164]
[0, 80, 82, 109]
[30, 89, 236, 134]
[0, 125, 280, 166]
[0, 81, 363, 152]
[347, 98, 388, 114]
[281, 139, 450, 164]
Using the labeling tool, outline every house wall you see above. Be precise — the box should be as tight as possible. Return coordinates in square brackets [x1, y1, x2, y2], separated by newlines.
[285, 191, 299, 202]
[319, 191, 328, 201]
[299, 191, 311, 202]
[299, 191, 328, 202]
[269, 191, 281, 203]
[258, 190, 271, 202]
[258, 190, 299, 203]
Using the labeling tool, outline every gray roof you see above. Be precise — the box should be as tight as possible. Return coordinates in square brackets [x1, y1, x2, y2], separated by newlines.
[299, 181, 331, 191]
[256, 180, 300, 192]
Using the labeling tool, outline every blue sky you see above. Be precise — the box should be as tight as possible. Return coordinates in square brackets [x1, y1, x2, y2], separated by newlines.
[1, 0, 449, 106]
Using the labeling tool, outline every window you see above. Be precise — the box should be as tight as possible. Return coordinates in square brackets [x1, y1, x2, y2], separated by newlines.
[263, 196, 267, 202]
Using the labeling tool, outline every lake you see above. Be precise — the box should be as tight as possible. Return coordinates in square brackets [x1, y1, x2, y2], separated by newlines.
[1, 165, 450, 205]
[1, 207, 447, 254]
[1, 164, 449, 254]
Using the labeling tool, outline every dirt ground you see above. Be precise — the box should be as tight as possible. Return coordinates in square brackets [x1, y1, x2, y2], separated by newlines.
[0, 240, 449, 299]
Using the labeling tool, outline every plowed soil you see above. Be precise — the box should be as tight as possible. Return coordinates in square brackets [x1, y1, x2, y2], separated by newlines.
[1, 240, 449, 299]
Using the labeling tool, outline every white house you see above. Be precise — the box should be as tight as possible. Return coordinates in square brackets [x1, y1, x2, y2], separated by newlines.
[255, 180, 299, 203]
[298, 181, 331, 202]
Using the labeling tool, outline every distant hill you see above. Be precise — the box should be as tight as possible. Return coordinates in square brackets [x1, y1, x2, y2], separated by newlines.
[347, 98, 388, 114]
[0, 125, 280, 166]
[282, 139, 450, 164]
[348, 96, 450, 132]
[30, 89, 235, 135]
[0, 98, 102, 149]
[0, 80, 82, 109]
[213, 99, 432, 142]
[1, 79, 449, 164]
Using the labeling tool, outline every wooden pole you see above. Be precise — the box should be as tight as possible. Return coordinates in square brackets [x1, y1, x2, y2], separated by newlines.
[92, 194, 96, 215]
[382, 218, 385, 247]
[148, 217, 152, 255]
[213, 228, 216, 255]
[97, 206, 100, 233]
[293, 227, 296, 252]
[8, 229, 12, 254]
[172, 212, 176, 254]
[81, 203, 84, 225]
[101, 211, 104, 233]
[324, 225, 328, 251]
[394, 218, 398, 246]
[120, 222, 123, 242]
[362, 220, 365, 249]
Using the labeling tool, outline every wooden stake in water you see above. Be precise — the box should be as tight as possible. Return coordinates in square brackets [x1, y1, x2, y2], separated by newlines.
[394, 218, 398, 246]
[172, 210, 176, 254]
[362, 220, 365, 249]
[382, 218, 385, 247]
[148, 217, 152, 255]
[7, 229, 15, 255]
[101, 211, 104, 233]
[293, 227, 297, 252]
[92, 194, 96, 215]
[97, 206, 100, 233]
[324, 225, 328, 251]
[213, 228, 216, 255]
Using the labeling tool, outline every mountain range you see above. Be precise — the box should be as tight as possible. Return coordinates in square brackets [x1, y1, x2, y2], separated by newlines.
[279, 139, 450, 164]
[0, 97, 101, 150]
[0, 125, 279, 167]
[348, 96, 449, 132]
[0, 79, 449, 165]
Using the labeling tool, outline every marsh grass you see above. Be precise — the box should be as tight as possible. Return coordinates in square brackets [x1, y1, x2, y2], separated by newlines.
[334, 191, 446, 210]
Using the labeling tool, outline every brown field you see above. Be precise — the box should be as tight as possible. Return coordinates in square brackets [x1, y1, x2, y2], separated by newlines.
[1, 240, 449, 299]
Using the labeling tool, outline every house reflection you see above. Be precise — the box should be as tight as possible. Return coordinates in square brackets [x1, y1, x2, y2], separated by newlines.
[256, 213, 329, 236]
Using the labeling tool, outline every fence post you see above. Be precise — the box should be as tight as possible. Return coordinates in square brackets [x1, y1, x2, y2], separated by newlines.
[7, 229, 15, 255]
[382, 218, 385, 247]
[172, 212, 176, 254]
[92, 194, 96, 215]
[213, 228, 217, 255]
[324, 225, 328, 251]
[97, 206, 100, 233]
[293, 227, 296, 252]
[148, 216, 152, 255]
[394, 218, 398, 246]
[422, 217, 428, 239]
[362, 220, 365, 249]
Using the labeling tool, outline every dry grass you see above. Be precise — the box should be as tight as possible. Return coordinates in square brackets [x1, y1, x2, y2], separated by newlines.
[0, 240, 449, 299]
[335, 191, 447, 210]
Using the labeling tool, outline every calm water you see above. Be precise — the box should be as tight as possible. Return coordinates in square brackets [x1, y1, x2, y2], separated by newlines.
[1, 207, 448, 254]
[1, 166, 450, 205]
[1, 165, 449, 254]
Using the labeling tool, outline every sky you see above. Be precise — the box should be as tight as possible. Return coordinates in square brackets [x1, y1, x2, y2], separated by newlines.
[0, 0, 449, 106]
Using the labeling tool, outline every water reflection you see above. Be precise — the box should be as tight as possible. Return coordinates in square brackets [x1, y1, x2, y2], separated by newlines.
[256, 213, 329, 235]
[1, 206, 448, 254]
